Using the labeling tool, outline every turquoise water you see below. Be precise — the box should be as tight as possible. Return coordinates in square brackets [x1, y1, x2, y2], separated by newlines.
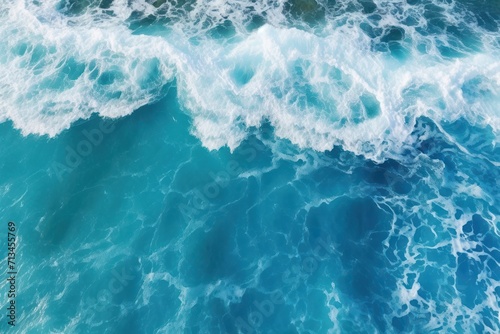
[0, 0, 499, 333]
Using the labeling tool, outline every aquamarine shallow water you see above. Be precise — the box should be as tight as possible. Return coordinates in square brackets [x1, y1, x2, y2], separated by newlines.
[1, 0, 500, 333]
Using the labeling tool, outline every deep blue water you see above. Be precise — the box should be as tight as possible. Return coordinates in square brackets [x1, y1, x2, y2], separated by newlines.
[0, 0, 499, 333]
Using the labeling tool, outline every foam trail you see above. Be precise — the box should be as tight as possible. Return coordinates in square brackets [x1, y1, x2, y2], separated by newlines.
[0, 0, 175, 136]
[1, 0, 499, 162]
[177, 24, 500, 161]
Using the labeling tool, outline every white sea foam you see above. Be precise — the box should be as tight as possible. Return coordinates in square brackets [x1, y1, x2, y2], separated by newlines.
[0, 0, 499, 162]
[0, 0, 176, 136]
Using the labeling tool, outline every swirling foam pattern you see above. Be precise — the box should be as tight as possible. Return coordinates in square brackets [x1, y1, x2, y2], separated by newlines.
[0, 0, 498, 333]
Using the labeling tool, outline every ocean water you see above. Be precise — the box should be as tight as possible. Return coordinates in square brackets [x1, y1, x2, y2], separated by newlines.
[0, 0, 499, 333]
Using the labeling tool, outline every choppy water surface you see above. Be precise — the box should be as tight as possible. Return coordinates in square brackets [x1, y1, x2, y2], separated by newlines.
[0, 0, 499, 333]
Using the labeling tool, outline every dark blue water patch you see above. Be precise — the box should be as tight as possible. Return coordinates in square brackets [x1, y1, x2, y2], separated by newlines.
[475, 10, 499, 32]
[437, 43, 467, 58]
[308, 165, 353, 197]
[418, 266, 446, 299]
[483, 233, 500, 251]
[181, 219, 240, 286]
[359, 0, 377, 14]
[426, 244, 456, 268]
[56, 0, 115, 16]
[127, 0, 238, 40]
[439, 187, 452, 197]
[362, 159, 416, 197]
[56, 0, 94, 16]
[416, 117, 500, 210]
[370, 25, 410, 59]
[412, 117, 459, 156]
[487, 256, 500, 281]
[468, 214, 490, 236]
[456, 253, 484, 309]
[381, 26, 405, 43]
[99, 0, 113, 9]
[392, 314, 412, 332]
[453, 195, 480, 214]
[127, 10, 167, 34]
[284, 0, 326, 27]
[305, 197, 394, 329]
[421, 3, 447, 33]
[360, 22, 383, 39]
[233, 136, 273, 170]
[446, 25, 483, 52]
[458, 0, 500, 32]
[127, 10, 172, 36]
[388, 42, 410, 60]
[376, 2, 480, 58]
[481, 307, 499, 332]
[208, 19, 237, 39]
[414, 225, 436, 245]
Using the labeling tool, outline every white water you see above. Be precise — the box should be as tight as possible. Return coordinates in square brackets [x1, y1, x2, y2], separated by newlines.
[0, 0, 499, 161]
